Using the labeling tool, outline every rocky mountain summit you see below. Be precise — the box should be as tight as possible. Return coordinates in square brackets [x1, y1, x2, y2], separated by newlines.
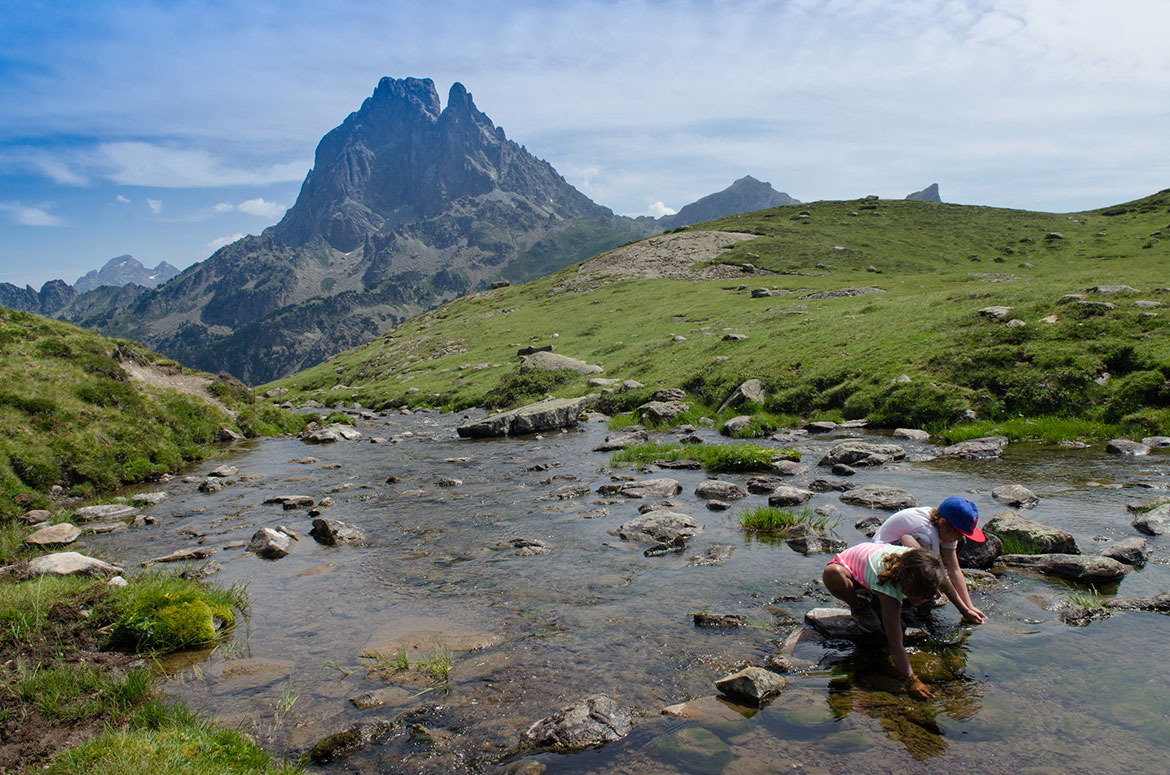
[74, 255, 180, 293]
[10, 78, 801, 385]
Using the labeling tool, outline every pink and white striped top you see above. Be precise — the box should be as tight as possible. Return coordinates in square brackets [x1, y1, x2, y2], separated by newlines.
[829, 542, 913, 602]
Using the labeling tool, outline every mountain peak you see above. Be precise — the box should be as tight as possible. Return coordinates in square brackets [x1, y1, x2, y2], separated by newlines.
[659, 176, 800, 229]
[905, 183, 942, 203]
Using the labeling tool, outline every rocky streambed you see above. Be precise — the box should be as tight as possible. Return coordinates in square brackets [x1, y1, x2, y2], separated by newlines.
[74, 409, 1170, 775]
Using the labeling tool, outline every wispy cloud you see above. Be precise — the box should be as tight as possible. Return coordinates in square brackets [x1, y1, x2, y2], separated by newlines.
[0, 203, 64, 226]
[146, 198, 162, 214]
[207, 232, 245, 251]
[236, 198, 286, 218]
[115, 194, 131, 204]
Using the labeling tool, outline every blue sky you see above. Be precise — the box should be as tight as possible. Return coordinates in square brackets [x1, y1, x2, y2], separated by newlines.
[2, 0, 1169, 289]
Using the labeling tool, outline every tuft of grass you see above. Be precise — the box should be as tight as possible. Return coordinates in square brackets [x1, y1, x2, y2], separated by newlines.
[41, 699, 303, 775]
[999, 534, 1044, 555]
[106, 572, 246, 653]
[0, 574, 102, 647]
[938, 416, 1128, 445]
[738, 506, 836, 534]
[320, 411, 356, 426]
[610, 442, 793, 473]
[416, 644, 452, 682]
[359, 647, 410, 674]
[1063, 584, 1105, 609]
[17, 662, 153, 722]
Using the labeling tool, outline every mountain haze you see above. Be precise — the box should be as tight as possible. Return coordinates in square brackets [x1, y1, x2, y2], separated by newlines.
[74, 255, 180, 293]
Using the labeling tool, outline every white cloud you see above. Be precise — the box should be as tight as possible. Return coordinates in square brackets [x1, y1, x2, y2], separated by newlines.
[115, 194, 131, 204]
[207, 232, 245, 251]
[146, 198, 163, 214]
[212, 202, 233, 212]
[97, 142, 308, 188]
[647, 201, 676, 218]
[0, 203, 65, 226]
[236, 197, 286, 218]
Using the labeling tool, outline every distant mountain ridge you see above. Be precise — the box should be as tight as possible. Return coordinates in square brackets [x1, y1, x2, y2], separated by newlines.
[3, 77, 810, 384]
[905, 183, 942, 203]
[74, 255, 180, 293]
[660, 176, 798, 229]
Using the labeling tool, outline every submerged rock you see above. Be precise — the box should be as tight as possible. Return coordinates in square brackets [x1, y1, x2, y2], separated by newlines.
[523, 694, 631, 751]
[651, 727, 732, 774]
[687, 545, 735, 567]
[694, 612, 747, 628]
[819, 441, 906, 468]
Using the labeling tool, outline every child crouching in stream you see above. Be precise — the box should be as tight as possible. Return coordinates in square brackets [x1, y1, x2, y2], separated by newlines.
[822, 544, 946, 699]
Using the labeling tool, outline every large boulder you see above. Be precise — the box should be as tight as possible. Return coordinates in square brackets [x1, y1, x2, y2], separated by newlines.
[636, 401, 691, 424]
[613, 478, 682, 499]
[519, 352, 604, 375]
[694, 480, 748, 501]
[819, 441, 905, 468]
[248, 528, 292, 559]
[303, 423, 363, 444]
[456, 396, 595, 438]
[716, 379, 767, 413]
[71, 504, 138, 523]
[616, 512, 703, 544]
[940, 436, 1008, 460]
[523, 694, 631, 751]
[997, 554, 1128, 583]
[984, 510, 1079, 554]
[1106, 439, 1150, 456]
[1100, 537, 1148, 566]
[839, 486, 920, 511]
[956, 532, 1002, 569]
[592, 428, 649, 451]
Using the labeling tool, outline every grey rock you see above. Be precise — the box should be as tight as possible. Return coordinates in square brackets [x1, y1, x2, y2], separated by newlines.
[84, 521, 128, 535]
[991, 484, 1039, 509]
[26, 552, 123, 578]
[638, 499, 685, 514]
[769, 460, 808, 476]
[311, 518, 367, 545]
[303, 423, 364, 444]
[1089, 285, 1138, 294]
[617, 478, 682, 499]
[635, 400, 690, 424]
[839, 485, 920, 511]
[25, 523, 81, 546]
[523, 694, 631, 751]
[248, 527, 292, 559]
[593, 429, 649, 451]
[764, 654, 816, 674]
[984, 510, 1079, 553]
[705, 500, 731, 512]
[458, 396, 598, 438]
[746, 476, 783, 494]
[71, 504, 138, 523]
[619, 380, 645, 391]
[716, 379, 766, 413]
[519, 351, 604, 375]
[715, 667, 786, 704]
[1126, 496, 1170, 514]
[940, 436, 1008, 460]
[854, 515, 883, 536]
[893, 428, 930, 441]
[1132, 504, 1170, 536]
[208, 465, 238, 478]
[198, 477, 226, 493]
[978, 306, 1014, 319]
[651, 388, 687, 402]
[956, 532, 1002, 569]
[687, 545, 735, 567]
[264, 495, 315, 509]
[809, 478, 854, 493]
[539, 484, 592, 501]
[131, 491, 169, 505]
[997, 553, 1129, 583]
[1106, 439, 1150, 456]
[830, 463, 857, 477]
[694, 480, 748, 501]
[1141, 436, 1170, 448]
[148, 547, 217, 564]
[819, 441, 906, 467]
[804, 421, 838, 433]
[1100, 537, 1149, 566]
[803, 608, 866, 640]
[786, 532, 846, 554]
[616, 511, 703, 544]
[767, 486, 814, 506]
[693, 612, 747, 627]
[720, 416, 755, 436]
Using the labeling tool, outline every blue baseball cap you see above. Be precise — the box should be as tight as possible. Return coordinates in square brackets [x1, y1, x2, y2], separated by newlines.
[938, 496, 985, 542]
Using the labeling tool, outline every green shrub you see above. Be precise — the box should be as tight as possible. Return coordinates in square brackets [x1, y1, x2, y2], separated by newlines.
[481, 369, 577, 409]
[321, 411, 356, 426]
[869, 382, 970, 428]
[1101, 370, 1170, 421]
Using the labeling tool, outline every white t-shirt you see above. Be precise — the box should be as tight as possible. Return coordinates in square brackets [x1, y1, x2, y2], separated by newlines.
[871, 506, 958, 553]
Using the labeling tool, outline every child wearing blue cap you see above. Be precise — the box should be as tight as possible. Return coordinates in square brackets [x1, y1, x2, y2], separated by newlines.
[871, 496, 987, 624]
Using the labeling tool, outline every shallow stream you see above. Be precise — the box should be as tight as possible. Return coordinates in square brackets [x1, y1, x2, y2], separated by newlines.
[86, 411, 1170, 775]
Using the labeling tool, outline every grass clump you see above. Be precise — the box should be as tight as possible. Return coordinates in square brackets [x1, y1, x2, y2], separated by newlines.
[108, 572, 245, 652]
[999, 535, 1044, 555]
[938, 416, 1127, 444]
[609, 442, 793, 473]
[481, 369, 577, 409]
[17, 662, 153, 722]
[320, 411, 356, 426]
[738, 506, 836, 534]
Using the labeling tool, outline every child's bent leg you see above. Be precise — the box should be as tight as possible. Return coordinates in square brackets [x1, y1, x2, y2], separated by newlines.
[823, 563, 861, 606]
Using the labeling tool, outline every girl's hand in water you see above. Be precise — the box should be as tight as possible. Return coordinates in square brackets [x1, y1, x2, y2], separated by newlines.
[962, 606, 987, 624]
[907, 675, 933, 700]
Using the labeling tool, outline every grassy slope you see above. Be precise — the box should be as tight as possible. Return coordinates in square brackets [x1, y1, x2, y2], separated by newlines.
[264, 192, 1170, 437]
[0, 308, 306, 517]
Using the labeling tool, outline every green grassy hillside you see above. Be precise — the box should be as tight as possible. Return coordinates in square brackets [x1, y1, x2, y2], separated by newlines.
[263, 192, 1170, 439]
[0, 308, 307, 517]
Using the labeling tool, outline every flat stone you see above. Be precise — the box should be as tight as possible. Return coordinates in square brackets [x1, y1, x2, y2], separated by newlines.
[615, 511, 703, 544]
[803, 607, 866, 639]
[25, 552, 123, 578]
[25, 523, 81, 546]
[83, 521, 128, 535]
[131, 491, 169, 505]
[819, 441, 905, 467]
[769, 460, 808, 476]
[148, 547, 217, 564]
[523, 694, 631, 751]
[1100, 537, 1148, 566]
[263, 495, 315, 508]
[839, 485, 920, 511]
[997, 553, 1129, 583]
[1141, 436, 1170, 448]
[694, 480, 748, 500]
[617, 478, 682, 499]
[687, 545, 735, 567]
[893, 428, 930, 441]
[1106, 439, 1150, 456]
[991, 484, 1039, 509]
[767, 486, 814, 506]
[457, 396, 595, 438]
[985, 510, 1079, 553]
[940, 436, 1008, 460]
[71, 504, 138, 523]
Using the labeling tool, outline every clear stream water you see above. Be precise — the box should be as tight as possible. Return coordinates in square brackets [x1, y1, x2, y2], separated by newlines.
[86, 411, 1170, 775]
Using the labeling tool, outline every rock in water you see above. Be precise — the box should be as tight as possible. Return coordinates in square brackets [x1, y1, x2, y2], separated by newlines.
[984, 510, 1079, 553]
[997, 553, 1128, 583]
[249, 528, 292, 559]
[616, 512, 703, 544]
[1132, 504, 1170, 536]
[310, 518, 366, 545]
[940, 436, 1008, 460]
[991, 484, 1039, 509]
[457, 396, 594, 438]
[839, 485, 920, 511]
[819, 441, 906, 467]
[523, 695, 631, 751]
[715, 667, 787, 704]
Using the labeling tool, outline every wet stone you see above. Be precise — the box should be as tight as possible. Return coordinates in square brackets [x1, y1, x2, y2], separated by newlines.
[72, 504, 138, 523]
[831, 463, 858, 476]
[208, 465, 238, 478]
[957, 532, 1003, 569]
[198, 478, 225, 493]
[893, 428, 931, 441]
[523, 694, 632, 751]
[615, 511, 703, 544]
[820, 441, 906, 467]
[985, 510, 1079, 553]
[693, 612, 747, 628]
[687, 545, 735, 567]
[615, 478, 682, 499]
[840, 485, 920, 511]
[769, 460, 808, 476]
[638, 499, 685, 514]
[715, 667, 787, 704]
[651, 727, 732, 774]
[997, 553, 1129, 583]
[694, 480, 747, 500]
[1132, 504, 1170, 536]
[1100, 537, 1149, 566]
[311, 518, 366, 545]
[809, 478, 854, 493]
[248, 528, 292, 559]
[940, 435, 1009, 460]
[746, 476, 783, 494]
[855, 515, 883, 536]
[767, 486, 814, 506]
[84, 521, 129, 535]
[705, 500, 731, 511]
[264, 495, 315, 509]
[1106, 439, 1150, 456]
[992, 484, 1040, 509]
[147, 547, 217, 564]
